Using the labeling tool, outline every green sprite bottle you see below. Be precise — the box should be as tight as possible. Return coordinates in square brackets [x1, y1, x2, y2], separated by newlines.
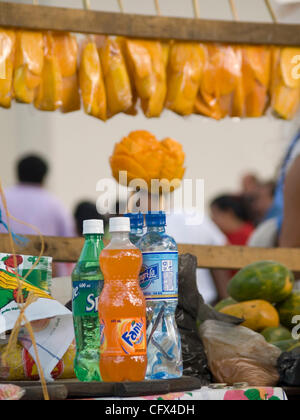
[72, 219, 104, 382]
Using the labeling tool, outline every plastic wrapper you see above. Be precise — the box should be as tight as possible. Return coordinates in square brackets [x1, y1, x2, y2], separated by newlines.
[0, 340, 76, 381]
[271, 47, 300, 120]
[0, 28, 16, 108]
[0, 255, 74, 381]
[278, 348, 300, 386]
[166, 42, 205, 116]
[35, 32, 63, 111]
[79, 38, 107, 121]
[175, 254, 242, 382]
[52, 32, 80, 113]
[96, 36, 133, 118]
[199, 320, 281, 386]
[195, 44, 242, 120]
[0, 384, 25, 400]
[13, 30, 44, 104]
[0, 252, 52, 293]
[123, 38, 169, 118]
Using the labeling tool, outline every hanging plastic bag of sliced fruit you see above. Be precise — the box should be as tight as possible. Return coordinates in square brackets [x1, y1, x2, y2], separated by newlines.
[0, 28, 16, 109]
[0, 253, 74, 381]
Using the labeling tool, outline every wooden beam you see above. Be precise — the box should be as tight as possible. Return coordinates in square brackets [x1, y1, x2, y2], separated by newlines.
[0, 2, 299, 46]
[177, 243, 300, 271]
[1, 234, 300, 271]
[0, 234, 84, 263]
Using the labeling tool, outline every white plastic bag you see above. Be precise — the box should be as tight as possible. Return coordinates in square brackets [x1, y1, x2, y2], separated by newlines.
[199, 320, 281, 386]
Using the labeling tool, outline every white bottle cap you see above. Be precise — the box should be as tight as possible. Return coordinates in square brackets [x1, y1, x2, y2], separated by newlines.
[109, 217, 130, 233]
[83, 219, 104, 235]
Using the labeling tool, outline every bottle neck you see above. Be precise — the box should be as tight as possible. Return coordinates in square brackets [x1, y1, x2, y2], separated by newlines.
[107, 231, 135, 249]
[147, 226, 165, 233]
[131, 227, 144, 236]
[80, 234, 104, 260]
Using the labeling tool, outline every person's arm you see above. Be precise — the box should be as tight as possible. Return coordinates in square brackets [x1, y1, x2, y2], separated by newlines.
[211, 269, 231, 301]
[280, 155, 300, 247]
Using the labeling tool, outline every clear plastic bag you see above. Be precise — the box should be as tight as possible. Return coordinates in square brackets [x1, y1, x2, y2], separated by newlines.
[199, 320, 281, 386]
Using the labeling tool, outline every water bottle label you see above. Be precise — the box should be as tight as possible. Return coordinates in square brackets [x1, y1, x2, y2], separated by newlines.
[72, 281, 101, 316]
[100, 317, 147, 356]
[140, 252, 178, 301]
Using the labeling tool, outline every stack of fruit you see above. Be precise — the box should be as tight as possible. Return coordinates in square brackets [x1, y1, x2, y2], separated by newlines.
[215, 261, 300, 352]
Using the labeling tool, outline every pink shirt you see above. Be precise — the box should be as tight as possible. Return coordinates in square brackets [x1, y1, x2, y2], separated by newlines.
[0, 184, 76, 277]
[0, 184, 75, 237]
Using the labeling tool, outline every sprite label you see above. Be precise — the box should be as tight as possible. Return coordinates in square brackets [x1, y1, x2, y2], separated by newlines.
[72, 280, 101, 317]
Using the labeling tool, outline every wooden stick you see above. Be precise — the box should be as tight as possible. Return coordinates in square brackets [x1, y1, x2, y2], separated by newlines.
[117, 0, 124, 13]
[229, 0, 239, 21]
[154, 0, 161, 16]
[83, 0, 91, 10]
[264, 0, 278, 23]
[193, 0, 200, 19]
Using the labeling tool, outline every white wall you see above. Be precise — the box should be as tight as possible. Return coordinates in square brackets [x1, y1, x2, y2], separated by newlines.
[1, 0, 300, 214]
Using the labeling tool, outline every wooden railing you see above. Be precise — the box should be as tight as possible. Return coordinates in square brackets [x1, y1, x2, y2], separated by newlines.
[0, 1, 299, 46]
[1, 234, 300, 271]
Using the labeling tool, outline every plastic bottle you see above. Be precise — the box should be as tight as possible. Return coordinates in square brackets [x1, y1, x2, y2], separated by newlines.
[72, 219, 104, 382]
[99, 217, 147, 382]
[125, 212, 144, 245]
[138, 211, 183, 380]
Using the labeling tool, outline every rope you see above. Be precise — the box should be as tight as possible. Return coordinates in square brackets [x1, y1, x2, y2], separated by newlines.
[117, 0, 124, 13]
[154, 0, 161, 16]
[82, 0, 91, 10]
[0, 179, 49, 400]
[229, 0, 239, 21]
[193, 0, 200, 19]
[264, 0, 278, 23]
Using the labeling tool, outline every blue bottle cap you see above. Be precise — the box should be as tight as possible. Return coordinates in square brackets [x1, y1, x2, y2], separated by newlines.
[124, 213, 144, 229]
[145, 211, 166, 227]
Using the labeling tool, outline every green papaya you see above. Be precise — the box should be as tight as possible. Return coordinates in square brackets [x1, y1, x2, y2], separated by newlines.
[228, 261, 294, 303]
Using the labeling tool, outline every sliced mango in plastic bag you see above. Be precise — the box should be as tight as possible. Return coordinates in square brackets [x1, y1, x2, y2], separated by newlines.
[123, 39, 169, 118]
[51, 32, 80, 113]
[96, 36, 132, 118]
[0, 29, 16, 108]
[34, 55, 63, 111]
[79, 39, 107, 120]
[271, 47, 300, 120]
[241, 46, 271, 117]
[34, 33, 63, 111]
[280, 47, 300, 89]
[195, 44, 241, 119]
[166, 42, 205, 116]
[14, 30, 44, 104]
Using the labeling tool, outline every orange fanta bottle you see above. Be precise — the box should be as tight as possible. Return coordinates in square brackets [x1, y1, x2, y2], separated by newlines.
[99, 217, 147, 382]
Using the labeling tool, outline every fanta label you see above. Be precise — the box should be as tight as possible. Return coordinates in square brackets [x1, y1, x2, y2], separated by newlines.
[140, 251, 178, 301]
[100, 317, 147, 356]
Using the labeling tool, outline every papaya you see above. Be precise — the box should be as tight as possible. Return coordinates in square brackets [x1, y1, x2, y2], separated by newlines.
[277, 291, 300, 330]
[272, 339, 299, 352]
[219, 300, 279, 332]
[261, 326, 292, 343]
[214, 297, 237, 312]
[228, 261, 294, 303]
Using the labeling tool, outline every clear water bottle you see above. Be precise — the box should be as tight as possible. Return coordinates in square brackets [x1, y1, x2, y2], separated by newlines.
[138, 211, 182, 380]
[125, 212, 144, 245]
[72, 219, 104, 382]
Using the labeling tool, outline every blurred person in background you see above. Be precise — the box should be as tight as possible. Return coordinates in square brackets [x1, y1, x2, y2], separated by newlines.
[210, 194, 255, 246]
[74, 200, 109, 239]
[248, 130, 300, 249]
[0, 155, 76, 276]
